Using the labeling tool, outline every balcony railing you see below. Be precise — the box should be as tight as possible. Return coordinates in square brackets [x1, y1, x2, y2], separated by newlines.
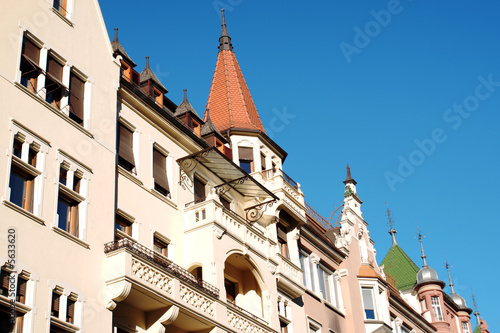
[305, 201, 332, 230]
[227, 301, 268, 326]
[104, 238, 219, 299]
[281, 170, 298, 190]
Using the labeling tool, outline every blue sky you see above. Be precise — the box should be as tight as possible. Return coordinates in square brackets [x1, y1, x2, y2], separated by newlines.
[100, 1, 499, 329]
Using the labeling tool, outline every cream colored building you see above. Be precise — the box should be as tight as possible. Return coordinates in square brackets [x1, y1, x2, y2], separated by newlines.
[0, 2, 489, 333]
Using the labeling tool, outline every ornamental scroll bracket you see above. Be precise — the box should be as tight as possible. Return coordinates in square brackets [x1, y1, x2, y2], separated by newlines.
[214, 175, 250, 197]
[177, 150, 211, 190]
[244, 198, 277, 223]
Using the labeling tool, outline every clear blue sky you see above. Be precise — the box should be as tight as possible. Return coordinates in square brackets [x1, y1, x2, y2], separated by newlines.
[100, 1, 499, 329]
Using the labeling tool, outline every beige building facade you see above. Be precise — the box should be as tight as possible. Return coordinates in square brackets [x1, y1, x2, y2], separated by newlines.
[0, 1, 489, 333]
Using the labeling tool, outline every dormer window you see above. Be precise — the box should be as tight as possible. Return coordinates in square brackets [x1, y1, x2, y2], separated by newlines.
[187, 116, 200, 137]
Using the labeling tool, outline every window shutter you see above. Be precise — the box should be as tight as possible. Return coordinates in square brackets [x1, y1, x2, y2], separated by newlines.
[118, 124, 135, 166]
[52, 292, 60, 312]
[194, 177, 205, 202]
[67, 299, 75, 322]
[17, 278, 27, 296]
[153, 149, 169, 193]
[23, 39, 40, 63]
[47, 57, 64, 84]
[277, 224, 287, 241]
[1, 270, 9, 290]
[69, 74, 85, 122]
[238, 147, 253, 160]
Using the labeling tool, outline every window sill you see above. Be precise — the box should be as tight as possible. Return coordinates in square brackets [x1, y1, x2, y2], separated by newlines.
[51, 7, 74, 27]
[324, 300, 345, 317]
[150, 188, 177, 209]
[0, 295, 31, 315]
[52, 227, 90, 249]
[117, 165, 143, 186]
[3, 200, 45, 225]
[50, 316, 80, 333]
[14, 82, 93, 139]
[304, 288, 322, 302]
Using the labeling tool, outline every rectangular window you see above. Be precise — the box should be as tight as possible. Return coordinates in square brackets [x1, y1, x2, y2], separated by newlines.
[220, 196, 231, 210]
[45, 55, 66, 109]
[0, 270, 9, 297]
[261, 153, 266, 171]
[224, 278, 236, 305]
[115, 213, 132, 237]
[16, 277, 27, 304]
[401, 326, 411, 333]
[280, 321, 288, 333]
[277, 224, 290, 259]
[57, 167, 85, 238]
[153, 148, 169, 196]
[238, 147, 253, 173]
[362, 287, 376, 320]
[299, 251, 316, 291]
[153, 237, 168, 257]
[68, 72, 85, 125]
[53, 0, 68, 16]
[20, 37, 41, 92]
[51, 292, 60, 318]
[9, 139, 41, 213]
[319, 267, 333, 304]
[66, 298, 75, 323]
[194, 177, 205, 203]
[431, 296, 443, 321]
[461, 322, 470, 333]
[118, 123, 136, 173]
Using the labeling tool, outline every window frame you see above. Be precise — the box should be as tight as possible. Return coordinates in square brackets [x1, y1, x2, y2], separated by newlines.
[6, 122, 49, 218]
[238, 146, 254, 173]
[115, 209, 135, 240]
[431, 296, 444, 321]
[361, 286, 377, 320]
[117, 120, 137, 175]
[152, 144, 170, 197]
[54, 152, 90, 242]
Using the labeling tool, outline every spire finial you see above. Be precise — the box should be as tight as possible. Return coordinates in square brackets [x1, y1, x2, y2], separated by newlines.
[472, 290, 481, 326]
[444, 256, 455, 293]
[219, 8, 233, 51]
[386, 202, 397, 246]
[183, 88, 188, 101]
[343, 163, 357, 185]
[205, 108, 211, 120]
[145, 56, 150, 69]
[417, 226, 427, 266]
[113, 28, 118, 42]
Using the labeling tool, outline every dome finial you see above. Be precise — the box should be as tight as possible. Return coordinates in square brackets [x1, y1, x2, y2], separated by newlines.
[386, 202, 397, 246]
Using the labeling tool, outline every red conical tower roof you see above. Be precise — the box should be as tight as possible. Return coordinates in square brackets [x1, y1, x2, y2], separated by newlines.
[205, 9, 265, 133]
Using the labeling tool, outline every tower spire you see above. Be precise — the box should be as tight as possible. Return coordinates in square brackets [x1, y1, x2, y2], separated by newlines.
[386, 202, 397, 246]
[219, 9, 233, 51]
[417, 226, 427, 266]
[444, 257, 455, 293]
[343, 164, 357, 185]
[113, 27, 119, 42]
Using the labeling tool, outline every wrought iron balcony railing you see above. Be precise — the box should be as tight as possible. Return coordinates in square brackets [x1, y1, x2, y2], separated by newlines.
[104, 238, 219, 299]
[281, 170, 298, 190]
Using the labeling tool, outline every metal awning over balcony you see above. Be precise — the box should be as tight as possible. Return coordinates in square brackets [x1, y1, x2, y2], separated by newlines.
[177, 147, 277, 200]
[177, 147, 278, 222]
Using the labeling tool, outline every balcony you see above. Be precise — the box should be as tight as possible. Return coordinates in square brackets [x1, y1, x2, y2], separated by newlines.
[184, 199, 273, 261]
[276, 254, 305, 299]
[260, 168, 306, 223]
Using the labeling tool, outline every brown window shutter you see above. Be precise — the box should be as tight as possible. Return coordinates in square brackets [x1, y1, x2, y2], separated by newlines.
[277, 224, 287, 241]
[238, 147, 253, 160]
[17, 278, 27, 296]
[118, 124, 135, 166]
[153, 149, 169, 193]
[194, 177, 205, 202]
[47, 57, 64, 83]
[67, 299, 75, 322]
[52, 292, 60, 312]
[1, 270, 9, 290]
[23, 39, 40, 63]
[69, 73, 85, 122]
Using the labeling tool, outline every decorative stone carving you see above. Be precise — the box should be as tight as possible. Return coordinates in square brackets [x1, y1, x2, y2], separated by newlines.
[132, 259, 173, 294]
[180, 284, 215, 316]
[213, 224, 226, 240]
[267, 260, 277, 275]
[227, 308, 271, 333]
